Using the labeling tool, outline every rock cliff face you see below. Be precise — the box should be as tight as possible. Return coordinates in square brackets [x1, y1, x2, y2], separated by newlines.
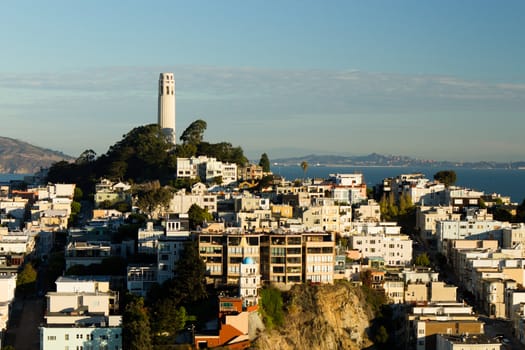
[254, 282, 374, 350]
[0, 136, 73, 174]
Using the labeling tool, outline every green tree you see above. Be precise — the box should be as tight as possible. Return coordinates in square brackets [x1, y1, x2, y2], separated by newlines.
[398, 192, 413, 216]
[492, 207, 513, 222]
[414, 253, 431, 267]
[174, 143, 197, 158]
[171, 241, 207, 304]
[433, 170, 457, 187]
[374, 325, 389, 345]
[259, 286, 284, 329]
[151, 298, 187, 342]
[122, 296, 152, 350]
[97, 124, 176, 183]
[187, 203, 213, 230]
[135, 186, 172, 217]
[16, 262, 37, 296]
[259, 153, 271, 172]
[197, 141, 248, 166]
[73, 187, 84, 201]
[180, 119, 207, 145]
[75, 149, 97, 164]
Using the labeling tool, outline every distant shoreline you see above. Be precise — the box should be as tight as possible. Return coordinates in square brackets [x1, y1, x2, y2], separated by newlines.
[273, 163, 520, 170]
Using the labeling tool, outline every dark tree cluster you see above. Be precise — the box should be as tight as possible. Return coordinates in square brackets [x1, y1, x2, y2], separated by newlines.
[47, 121, 248, 199]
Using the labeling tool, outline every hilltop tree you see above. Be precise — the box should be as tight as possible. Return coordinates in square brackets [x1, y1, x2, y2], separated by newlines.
[96, 124, 176, 183]
[434, 170, 457, 187]
[180, 119, 207, 146]
[259, 153, 271, 172]
[75, 149, 97, 164]
[197, 141, 248, 166]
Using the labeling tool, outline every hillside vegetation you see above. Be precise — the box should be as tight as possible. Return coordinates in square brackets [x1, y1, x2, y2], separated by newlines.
[0, 136, 73, 173]
[255, 282, 375, 350]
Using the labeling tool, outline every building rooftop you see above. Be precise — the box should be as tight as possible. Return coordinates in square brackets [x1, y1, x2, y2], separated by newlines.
[439, 333, 500, 344]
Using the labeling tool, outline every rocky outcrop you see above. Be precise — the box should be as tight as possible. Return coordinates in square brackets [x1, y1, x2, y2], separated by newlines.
[254, 282, 374, 350]
[0, 136, 73, 174]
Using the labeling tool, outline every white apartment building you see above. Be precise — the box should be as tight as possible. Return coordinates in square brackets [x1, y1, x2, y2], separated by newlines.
[0, 197, 27, 219]
[350, 233, 412, 266]
[327, 173, 363, 186]
[157, 214, 192, 284]
[0, 230, 35, 254]
[408, 181, 446, 206]
[353, 199, 381, 223]
[40, 276, 121, 350]
[65, 241, 111, 269]
[0, 273, 16, 304]
[300, 199, 352, 233]
[436, 219, 507, 252]
[177, 156, 238, 185]
[416, 205, 461, 241]
[348, 221, 401, 236]
[34, 183, 76, 200]
[127, 264, 157, 297]
[176, 157, 199, 179]
[239, 257, 260, 308]
[137, 221, 164, 254]
[169, 189, 217, 215]
[446, 187, 484, 212]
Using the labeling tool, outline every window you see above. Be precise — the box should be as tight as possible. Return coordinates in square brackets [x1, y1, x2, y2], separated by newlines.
[47, 336, 56, 341]
[65, 334, 69, 340]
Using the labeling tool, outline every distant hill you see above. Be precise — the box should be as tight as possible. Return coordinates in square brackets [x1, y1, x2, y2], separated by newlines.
[273, 153, 525, 169]
[0, 136, 74, 174]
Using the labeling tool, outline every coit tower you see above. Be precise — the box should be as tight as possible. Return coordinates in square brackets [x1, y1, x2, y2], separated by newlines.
[158, 72, 176, 144]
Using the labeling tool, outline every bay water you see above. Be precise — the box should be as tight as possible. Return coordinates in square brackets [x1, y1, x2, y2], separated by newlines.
[272, 165, 525, 204]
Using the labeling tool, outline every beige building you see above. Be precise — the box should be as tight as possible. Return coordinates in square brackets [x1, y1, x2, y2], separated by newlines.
[408, 303, 483, 350]
[303, 232, 335, 284]
[503, 223, 525, 255]
[405, 283, 428, 303]
[384, 278, 405, 303]
[416, 205, 460, 241]
[430, 281, 457, 303]
[353, 199, 381, 223]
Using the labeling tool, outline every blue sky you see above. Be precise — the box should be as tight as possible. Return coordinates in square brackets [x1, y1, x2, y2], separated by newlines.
[1, 0, 524, 161]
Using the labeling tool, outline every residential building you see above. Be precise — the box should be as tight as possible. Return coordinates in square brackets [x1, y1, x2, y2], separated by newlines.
[407, 303, 483, 350]
[169, 188, 217, 215]
[416, 206, 461, 242]
[40, 276, 121, 350]
[350, 233, 412, 267]
[94, 178, 131, 209]
[353, 199, 381, 223]
[126, 264, 157, 297]
[435, 334, 502, 350]
[436, 219, 506, 253]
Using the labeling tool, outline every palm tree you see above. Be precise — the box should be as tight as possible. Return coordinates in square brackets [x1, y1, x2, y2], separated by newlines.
[300, 161, 308, 179]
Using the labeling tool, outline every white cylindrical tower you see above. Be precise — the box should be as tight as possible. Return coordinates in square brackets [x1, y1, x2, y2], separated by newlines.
[158, 72, 176, 144]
